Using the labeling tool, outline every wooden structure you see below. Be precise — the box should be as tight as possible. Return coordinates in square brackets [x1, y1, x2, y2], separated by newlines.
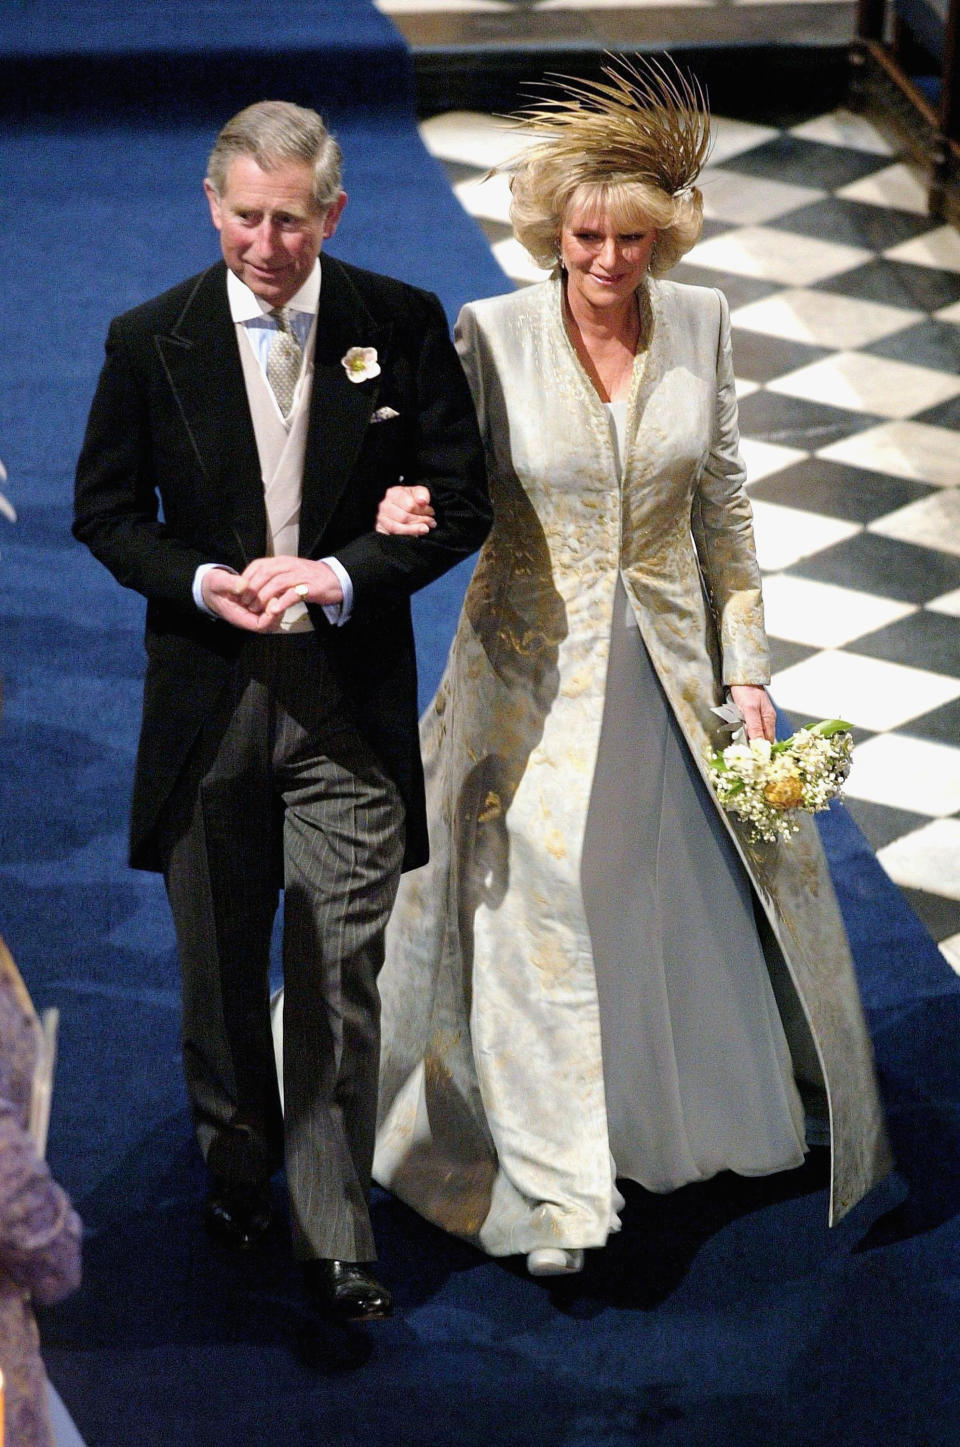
[858, 0, 960, 211]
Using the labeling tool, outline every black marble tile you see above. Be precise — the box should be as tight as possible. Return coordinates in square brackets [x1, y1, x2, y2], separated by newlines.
[908, 391, 960, 430]
[765, 705, 874, 748]
[769, 196, 936, 252]
[846, 610, 960, 676]
[765, 637, 818, 673]
[477, 218, 514, 247]
[786, 532, 960, 604]
[700, 216, 735, 243]
[731, 329, 830, 384]
[719, 135, 889, 190]
[670, 263, 779, 310]
[737, 390, 881, 451]
[438, 159, 489, 187]
[865, 319, 960, 372]
[900, 695, 960, 745]
[842, 797, 932, 851]
[897, 886, 960, 944]
[747, 457, 935, 523]
[814, 258, 960, 312]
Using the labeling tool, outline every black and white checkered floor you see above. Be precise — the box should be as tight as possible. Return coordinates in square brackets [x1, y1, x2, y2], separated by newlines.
[419, 105, 960, 971]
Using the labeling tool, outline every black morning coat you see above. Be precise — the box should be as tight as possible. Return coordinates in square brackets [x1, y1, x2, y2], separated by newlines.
[74, 256, 492, 873]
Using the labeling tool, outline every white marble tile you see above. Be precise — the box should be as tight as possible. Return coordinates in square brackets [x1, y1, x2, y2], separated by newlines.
[688, 227, 872, 287]
[740, 437, 808, 484]
[491, 237, 550, 285]
[877, 818, 960, 901]
[760, 574, 916, 648]
[749, 501, 861, 572]
[789, 109, 894, 156]
[818, 421, 960, 488]
[846, 735, 960, 816]
[885, 226, 960, 274]
[869, 489, 960, 558]
[771, 650, 960, 732]
[419, 111, 528, 170]
[700, 169, 824, 226]
[769, 352, 960, 419]
[453, 170, 513, 224]
[708, 115, 780, 166]
[836, 163, 930, 215]
[731, 288, 919, 350]
[927, 588, 960, 617]
[540, 0, 708, 6]
[934, 299, 960, 325]
[940, 932, 960, 973]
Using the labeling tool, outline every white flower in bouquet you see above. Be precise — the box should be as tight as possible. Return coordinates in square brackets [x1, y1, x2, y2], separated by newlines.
[707, 719, 853, 844]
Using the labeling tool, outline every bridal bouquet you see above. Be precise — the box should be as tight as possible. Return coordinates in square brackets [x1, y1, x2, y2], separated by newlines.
[707, 719, 853, 843]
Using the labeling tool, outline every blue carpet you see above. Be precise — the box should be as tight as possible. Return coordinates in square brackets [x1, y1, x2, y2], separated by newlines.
[1, 4, 959, 1444]
[0, 0, 400, 54]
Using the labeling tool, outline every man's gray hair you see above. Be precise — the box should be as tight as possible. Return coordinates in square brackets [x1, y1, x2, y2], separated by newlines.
[206, 101, 343, 211]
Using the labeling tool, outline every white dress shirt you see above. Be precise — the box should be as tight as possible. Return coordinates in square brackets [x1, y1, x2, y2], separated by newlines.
[193, 260, 353, 625]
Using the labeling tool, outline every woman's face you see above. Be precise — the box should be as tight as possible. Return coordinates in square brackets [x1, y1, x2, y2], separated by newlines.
[559, 200, 657, 312]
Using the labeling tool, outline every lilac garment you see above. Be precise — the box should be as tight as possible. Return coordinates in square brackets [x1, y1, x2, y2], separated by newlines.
[0, 942, 82, 1447]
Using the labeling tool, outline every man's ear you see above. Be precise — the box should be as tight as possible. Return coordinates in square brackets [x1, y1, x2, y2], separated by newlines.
[323, 192, 348, 240]
[203, 178, 223, 232]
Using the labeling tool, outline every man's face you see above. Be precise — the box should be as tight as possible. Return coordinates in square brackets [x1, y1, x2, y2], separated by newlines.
[204, 155, 346, 308]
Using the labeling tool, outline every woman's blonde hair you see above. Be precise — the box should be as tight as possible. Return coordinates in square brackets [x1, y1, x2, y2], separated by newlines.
[510, 167, 703, 277]
[502, 53, 709, 276]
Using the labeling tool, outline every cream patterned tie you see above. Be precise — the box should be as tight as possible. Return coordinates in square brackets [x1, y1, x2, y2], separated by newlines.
[266, 307, 303, 419]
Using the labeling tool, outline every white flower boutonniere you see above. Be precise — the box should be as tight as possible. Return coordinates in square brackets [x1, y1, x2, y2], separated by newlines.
[341, 346, 381, 383]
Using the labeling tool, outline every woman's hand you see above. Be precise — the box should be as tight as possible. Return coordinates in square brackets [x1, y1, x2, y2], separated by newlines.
[729, 684, 776, 744]
[375, 484, 435, 536]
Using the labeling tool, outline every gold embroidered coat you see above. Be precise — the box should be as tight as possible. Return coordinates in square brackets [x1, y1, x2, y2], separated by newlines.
[374, 278, 891, 1254]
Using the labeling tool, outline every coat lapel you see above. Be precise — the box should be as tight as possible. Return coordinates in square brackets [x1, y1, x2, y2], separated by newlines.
[154, 263, 265, 562]
[299, 254, 392, 557]
[152, 257, 393, 564]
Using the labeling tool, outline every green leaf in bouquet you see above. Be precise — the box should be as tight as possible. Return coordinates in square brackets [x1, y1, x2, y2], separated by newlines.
[806, 718, 853, 738]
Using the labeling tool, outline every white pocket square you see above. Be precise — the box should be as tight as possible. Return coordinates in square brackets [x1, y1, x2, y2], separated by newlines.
[370, 406, 399, 423]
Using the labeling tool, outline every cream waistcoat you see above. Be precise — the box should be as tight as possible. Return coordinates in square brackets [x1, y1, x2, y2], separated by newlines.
[237, 320, 317, 632]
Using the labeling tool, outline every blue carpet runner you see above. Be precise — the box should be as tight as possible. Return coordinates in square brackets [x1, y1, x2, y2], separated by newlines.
[0, 4, 958, 1443]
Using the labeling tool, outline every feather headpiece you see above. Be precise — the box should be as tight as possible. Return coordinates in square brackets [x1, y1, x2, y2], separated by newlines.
[507, 52, 711, 198]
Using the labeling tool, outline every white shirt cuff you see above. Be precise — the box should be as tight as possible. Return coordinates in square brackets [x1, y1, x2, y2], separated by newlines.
[193, 562, 237, 617]
[322, 556, 353, 626]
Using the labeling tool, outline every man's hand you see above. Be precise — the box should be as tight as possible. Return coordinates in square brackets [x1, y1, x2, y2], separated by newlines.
[729, 684, 776, 744]
[202, 557, 343, 632]
[375, 484, 435, 536]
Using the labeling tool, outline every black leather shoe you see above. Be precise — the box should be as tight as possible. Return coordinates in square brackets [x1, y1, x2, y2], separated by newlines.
[303, 1259, 393, 1322]
[204, 1181, 273, 1251]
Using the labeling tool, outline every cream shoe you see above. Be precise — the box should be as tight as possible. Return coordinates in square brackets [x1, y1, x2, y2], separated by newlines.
[526, 1248, 584, 1276]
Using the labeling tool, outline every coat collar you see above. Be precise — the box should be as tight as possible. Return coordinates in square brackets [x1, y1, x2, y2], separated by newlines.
[154, 264, 264, 559]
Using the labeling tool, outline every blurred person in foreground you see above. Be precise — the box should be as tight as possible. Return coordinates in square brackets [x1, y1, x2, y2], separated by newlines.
[0, 937, 81, 1446]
